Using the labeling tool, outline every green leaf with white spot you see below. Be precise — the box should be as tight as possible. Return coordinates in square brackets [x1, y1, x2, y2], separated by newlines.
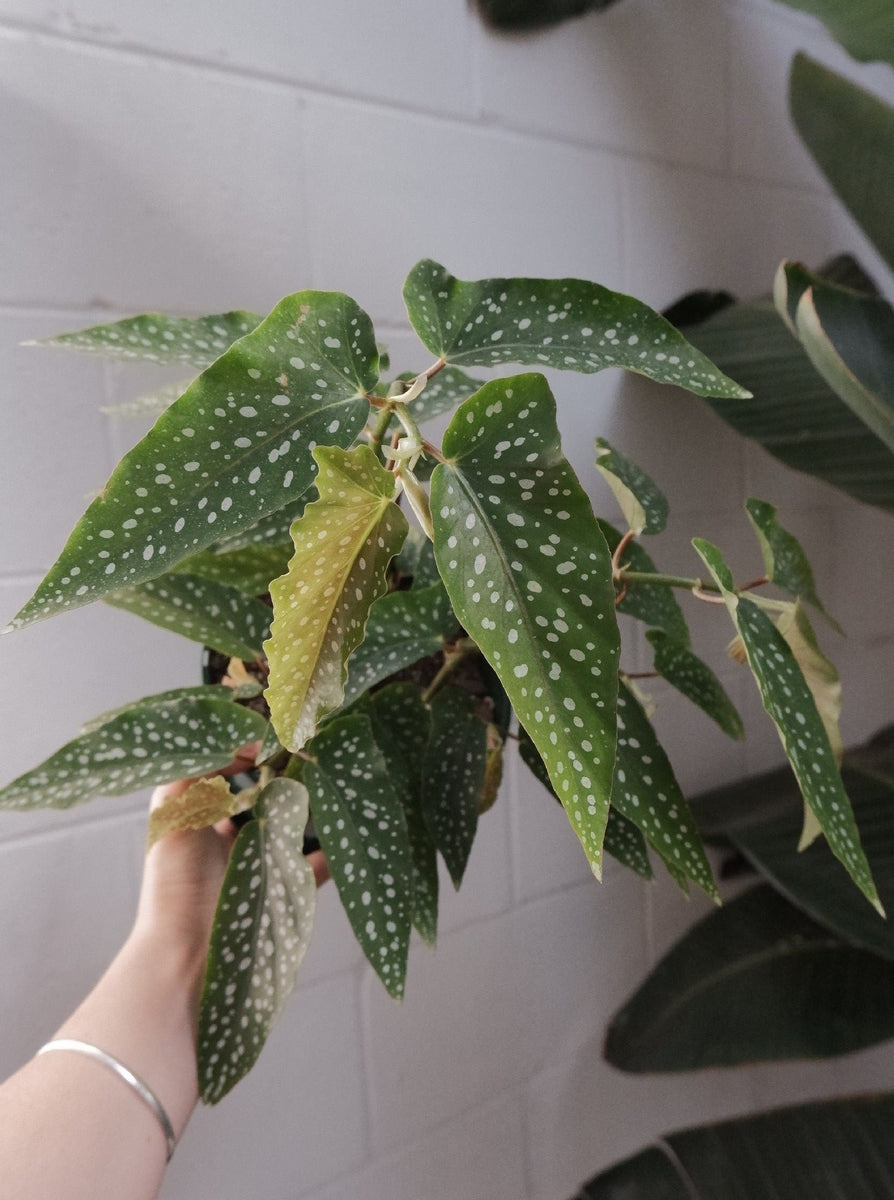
[256, 721, 286, 767]
[694, 538, 881, 912]
[646, 630, 744, 740]
[598, 520, 690, 645]
[397, 365, 487, 424]
[432, 374, 620, 877]
[36, 310, 261, 368]
[105, 573, 271, 659]
[210, 493, 313, 554]
[343, 582, 458, 708]
[421, 686, 488, 889]
[403, 260, 749, 399]
[306, 714, 413, 997]
[595, 438, 668, 535]
[745, 498, 840, 630]
[611, 680, 718, 900]
[9, 292, 377, 631]
[392, 526, 441, 589]
[176, 543, 293, 597]
[0, 689, 265, 810]
[366, 683, 438, 946]
[265, 445, 408, 753]
[198, 777, 316, 1103]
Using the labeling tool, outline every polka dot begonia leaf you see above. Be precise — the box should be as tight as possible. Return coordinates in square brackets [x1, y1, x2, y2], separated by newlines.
[420, 686, 489, 890]
[211, 493, 312, 554]
[598, 520, 690, 645]
[198, 777, 317, 1103]
[176, 542, 294, 597]
[366, 683, 439, 947]
[431, 374, 620, 878]
[594, 438, 669, 536]
[0, 688, 266, 811]
[105, 572, 272, 659]
[646, 630, 744, 740]
[265, 445, 408, 753]
[745, 498, 841, 630]
[391, 365, 486, 425]
[694, 538, 882, 914]
[37, 310, 261, 368]
[342, 582, 459, 708]
[393, 527, 441, 590]
[612, 680, 719, 901]
[8, 292, 377, 632]
[146, 775, 242, 850]
[306, 714, 413, 998]
[403, 260, 751, 399]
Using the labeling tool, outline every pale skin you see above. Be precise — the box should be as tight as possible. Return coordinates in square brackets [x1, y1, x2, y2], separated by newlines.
[0, 749, 328, 1200]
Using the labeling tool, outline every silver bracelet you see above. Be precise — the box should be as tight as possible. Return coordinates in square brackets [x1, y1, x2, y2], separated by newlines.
[37, 1038, 177, 1162]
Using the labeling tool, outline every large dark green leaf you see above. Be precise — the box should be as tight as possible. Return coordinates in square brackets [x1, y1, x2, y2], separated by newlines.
[8, 292, 377, 631]
[604, 884, 894, 1072]
[431, 374, 621, 877]
[646, 630, 743, 740]
[598, 520, 689, 644]
[36, 310, 260, 368]
[210, 493, 312, 553]
[404, 260, 749, 398]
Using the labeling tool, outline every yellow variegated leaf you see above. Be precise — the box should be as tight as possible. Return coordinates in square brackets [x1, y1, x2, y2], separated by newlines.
[479, 723, 505, 814]
[147, 775, 242, 849]
[265, 445, 408, 752]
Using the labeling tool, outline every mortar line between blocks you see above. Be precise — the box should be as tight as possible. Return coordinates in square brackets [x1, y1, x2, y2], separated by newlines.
[355, 961, 378, 1166]
[0, 805, 147, 854]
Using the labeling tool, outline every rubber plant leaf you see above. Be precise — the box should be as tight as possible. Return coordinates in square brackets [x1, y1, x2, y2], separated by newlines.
[694, 538, 881, 913]
[403, 260, 750, 399]
[0, 688, 265, 810]
[306, 714, 413, 998]
[431, 374, 620, 877]
[646, 630, 744, 740]
[598, 520, 689, 645]
[745, 497, 840, 631]
[594, 438, 668, 535]
[198, 777, 316, 1102]
[35, 310, 261, 367]
[265, 445, 408, 753]
[8, 291, 377, 630]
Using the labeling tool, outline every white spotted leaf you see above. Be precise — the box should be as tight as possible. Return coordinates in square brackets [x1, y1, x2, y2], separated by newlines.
[9, 292, 377, 631]
[265, 445, 408, 752]
[403, 260, 749, 398]
[598, 520, 690, 645]
[646, 630, 744, 740]
[745, 498, 841, 631]
[392, 365, 486, 424]
[306, 714, 413, 998]
[105, 573, 271, 659]
[595, 438, 669, 535]
[211, 493, 313, 554]
[694, 538, 881, 913]
[37, 310, 261, 367]
[431, 374, 621, 877]
[176, 543, 294, 597]
[198, 777, 317, 1103]
[0, 689, 265, 811]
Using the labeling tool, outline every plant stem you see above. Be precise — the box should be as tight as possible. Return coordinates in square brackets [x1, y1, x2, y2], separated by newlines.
[620, 570, 714, 592]
[421, 638, 478, 704]
[368, 404, 396, 458]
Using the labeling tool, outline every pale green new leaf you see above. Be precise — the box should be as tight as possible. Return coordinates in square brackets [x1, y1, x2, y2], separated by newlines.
[105, 573, 271, 659]
[265, 446, 407, 752]
[0, 689, 265, 810]
[9, 292, 377, 631]
[694, 538, 880, 912]
[36, 310, 261, 367]
[306, 714, 413, 997]
[594, 438, 668, 535]
[198, 777, 316, 1102]
[598, 520, 689, 645]
[403, 260, 749, 398]
[745, 497, 839, 630]
[176, 543, 293, 597]
[646, 630, 744, 740]
[431, 374, 621, 877]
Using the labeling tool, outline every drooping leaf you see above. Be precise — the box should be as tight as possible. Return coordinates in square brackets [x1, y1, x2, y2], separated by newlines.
[176, 543, 293, 597]
[598, 520, 689, 645]
[147, 776, 242, 849]
[265, 445, 408, 753]
[646, 630, 744, 740]
[105, 573, 271, 659]
[421, 686, 488, 889]
[306, 714, 413, 997]
[604, 884, 894, 1073]
[594, 438, 668, 535]
[403, 260, 749, 398]
[791, 53, 894, 272]
[431, 375, 621, 877]
[35, 310, 261, 367]
[775, 600, 843, 766]
[0, 689, 266, 810]
[745, 497, 839, 629]
[198, 777, 316, 1102]
[9, 292, 377, 630]
[694, 539, 881, 912]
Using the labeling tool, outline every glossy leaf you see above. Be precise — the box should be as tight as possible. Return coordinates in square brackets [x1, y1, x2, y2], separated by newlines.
[421, 686, 488, 889]
[306, 714, 413, 997]
[105, 573, 271, 659]
[198, 777, 316, 1102]
[9, 291, 376, 631]
[147, 776, 241, 849]
[176, 543, 293, 597]
[431, 374, 620, 877]
[0, 689, 265, 810]
[594, 438, 668, 535]
[604, 884, 894, 1072]
[598, 520, 689, 644]
[36, 310, 260, 367]
[694, 539, 880, 912]
[265, 445, 408, 753]
[646, 630, 744, 740]
[745, 497, 839, 629]
[404, 260, 749, 398]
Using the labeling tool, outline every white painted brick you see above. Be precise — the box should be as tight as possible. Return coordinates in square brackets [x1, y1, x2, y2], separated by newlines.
[836, 636, 894, 749]
[827, 501, 894, 646]
[477, 0, 729, 172]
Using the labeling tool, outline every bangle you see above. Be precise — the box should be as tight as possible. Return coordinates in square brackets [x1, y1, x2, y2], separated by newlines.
[37, 1038, 177, 1162]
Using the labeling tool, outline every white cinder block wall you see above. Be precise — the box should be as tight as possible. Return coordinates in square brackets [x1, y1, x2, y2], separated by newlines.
[3, 3, 894, 1198]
